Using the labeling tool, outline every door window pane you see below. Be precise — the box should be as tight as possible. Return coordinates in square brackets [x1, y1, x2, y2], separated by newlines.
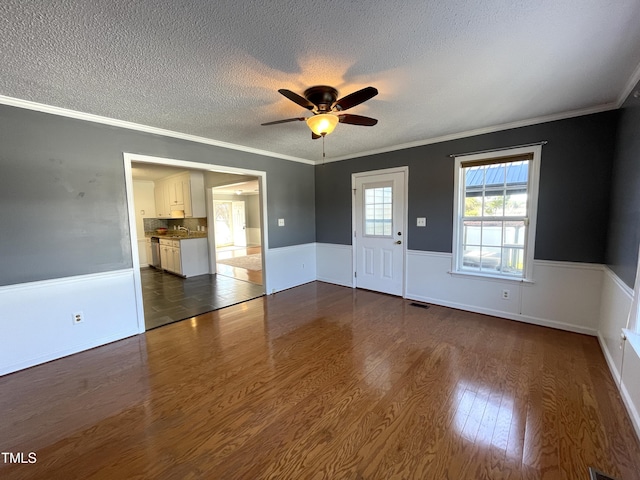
[364, 186, 392, 236]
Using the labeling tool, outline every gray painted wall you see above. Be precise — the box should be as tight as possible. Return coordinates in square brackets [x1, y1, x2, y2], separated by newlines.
[0, 105, 315, 286]
[606, 81, 640, 287]
[316, 110, 618, 264]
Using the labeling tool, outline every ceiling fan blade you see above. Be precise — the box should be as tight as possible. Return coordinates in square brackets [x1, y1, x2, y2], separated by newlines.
[333, 86, 378, 111]
[278, 89, 315, 110]
[338, 114, 378, 126]
[261, 117, 306, 126]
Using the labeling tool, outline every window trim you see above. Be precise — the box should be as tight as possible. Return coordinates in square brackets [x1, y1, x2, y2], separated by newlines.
[452, 145, 542, 282]
[628, 243, 640, 334]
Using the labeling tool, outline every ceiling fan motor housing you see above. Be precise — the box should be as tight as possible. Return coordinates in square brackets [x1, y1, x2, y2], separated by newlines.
[304, 86, 338, 112]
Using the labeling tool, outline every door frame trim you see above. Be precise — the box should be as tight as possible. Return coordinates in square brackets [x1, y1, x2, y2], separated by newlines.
[351, 166, 409, 297]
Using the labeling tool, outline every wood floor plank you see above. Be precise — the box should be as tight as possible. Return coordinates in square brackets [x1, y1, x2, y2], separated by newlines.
[1, 282, 639, 479]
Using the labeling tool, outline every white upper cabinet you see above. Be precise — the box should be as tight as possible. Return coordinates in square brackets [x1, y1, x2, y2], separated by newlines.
[154, 172, 205, 218]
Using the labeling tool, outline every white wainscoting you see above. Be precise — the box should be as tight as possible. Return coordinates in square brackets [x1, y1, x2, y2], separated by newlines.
[316, 243, 354, 287]
[265, 243, 317, 294]
[405, 250, 602, 335]
[0, 269, 140, 376]
[597, 268, 640, 441]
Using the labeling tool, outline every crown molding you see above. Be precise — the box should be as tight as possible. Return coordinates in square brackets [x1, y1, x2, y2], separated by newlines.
[0, 93, 624, 167]
[618, 61, 640, 107]
[0, 95, 315, 165]
[321, 102, 618, 163]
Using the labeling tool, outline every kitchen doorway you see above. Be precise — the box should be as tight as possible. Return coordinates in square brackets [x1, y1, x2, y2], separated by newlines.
[124, 153, 268, 332]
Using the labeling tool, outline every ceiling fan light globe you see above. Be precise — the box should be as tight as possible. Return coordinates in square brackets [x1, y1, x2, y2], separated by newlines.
[306, 114, 338, 136]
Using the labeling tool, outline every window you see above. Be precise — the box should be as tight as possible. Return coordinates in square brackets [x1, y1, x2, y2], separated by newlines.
[452, 146, 542, 281]
[364, 183, 393, 236]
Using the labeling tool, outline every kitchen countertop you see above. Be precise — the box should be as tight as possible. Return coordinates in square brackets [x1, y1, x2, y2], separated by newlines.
[145, 233, 207, 241]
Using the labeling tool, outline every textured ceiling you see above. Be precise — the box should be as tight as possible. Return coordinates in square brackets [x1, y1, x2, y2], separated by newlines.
[2, 0, 640, 163]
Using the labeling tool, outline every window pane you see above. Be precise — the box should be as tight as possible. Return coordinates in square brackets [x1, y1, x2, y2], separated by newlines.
[365, 221, 375, 235]
[480, 247, 501, 271]
[465, 195, 482, 217]
[461, 246, 501, 271]
[462, 246, 482, 270]
[364, 185, 393, 237]
[481, 221, 503, 246]
[462, 220, 481, 245]
[501, 247, 524, 275]
[484, 164, 505, 188]
[504, 193, 528, 216]
[504, 221, 526, 246]
[483, 195, 505, 216]
[365, 189, 374, 203]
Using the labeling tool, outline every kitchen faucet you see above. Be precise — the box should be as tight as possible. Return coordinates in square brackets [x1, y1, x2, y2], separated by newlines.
[178, 226, 190, 235]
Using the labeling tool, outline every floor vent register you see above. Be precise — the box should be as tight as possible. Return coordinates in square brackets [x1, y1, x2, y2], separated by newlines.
[409, 302, 430, 309]
[589, 467, 618, 480]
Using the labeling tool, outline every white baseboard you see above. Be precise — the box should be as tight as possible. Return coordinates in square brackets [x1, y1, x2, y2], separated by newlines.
[597, 332, 621, 384]
[1, 330, 138, 377]
[405, 250, 602, 335]
[406, 292, 597, 335]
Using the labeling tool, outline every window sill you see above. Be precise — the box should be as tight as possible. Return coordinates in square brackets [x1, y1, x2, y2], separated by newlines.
[623, 329, 640, 358]
[448, 270, 535, 284]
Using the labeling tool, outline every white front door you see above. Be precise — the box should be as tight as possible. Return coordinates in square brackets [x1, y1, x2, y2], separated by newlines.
[353, 169, 406, 296]
[232, 201, 247, 247]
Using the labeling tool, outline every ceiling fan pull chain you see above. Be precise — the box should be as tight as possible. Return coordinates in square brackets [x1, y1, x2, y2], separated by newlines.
[322, 134, 326, 164]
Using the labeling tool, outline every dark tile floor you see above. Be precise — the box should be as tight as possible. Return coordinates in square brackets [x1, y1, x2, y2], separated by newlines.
[141, 267, 265, 330]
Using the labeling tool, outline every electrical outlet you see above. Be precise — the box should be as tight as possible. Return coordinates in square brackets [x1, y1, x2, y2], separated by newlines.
[73, 312, 84, 324]
[417, 217, 426, 227]
[278, 218, 285, 226]
[502, 289, 510, 300]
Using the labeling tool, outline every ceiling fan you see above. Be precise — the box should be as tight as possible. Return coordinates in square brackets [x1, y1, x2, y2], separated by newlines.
[261, 85, 378, 138]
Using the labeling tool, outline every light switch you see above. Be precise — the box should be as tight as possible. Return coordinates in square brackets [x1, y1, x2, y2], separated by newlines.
[278, 218, 285, 226]
[417, 217, 426, 227]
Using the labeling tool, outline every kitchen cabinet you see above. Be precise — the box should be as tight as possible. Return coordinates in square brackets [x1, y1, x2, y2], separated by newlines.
[154, 171, 205, 218]
[159, 239, 176, 272]
[154, 183, 168, 218]
[159, 237, 208, 277]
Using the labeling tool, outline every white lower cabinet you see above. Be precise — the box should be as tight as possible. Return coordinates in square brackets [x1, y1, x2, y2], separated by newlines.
[158, 238, 208, 277]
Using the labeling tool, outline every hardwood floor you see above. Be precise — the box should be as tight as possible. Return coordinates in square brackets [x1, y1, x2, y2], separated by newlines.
[141, 267, 265, 330]
[215, 245, 263, 284]
[1, 282, 639, 479]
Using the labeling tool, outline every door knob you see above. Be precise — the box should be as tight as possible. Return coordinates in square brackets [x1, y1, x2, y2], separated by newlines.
[395, 240, 402, 244]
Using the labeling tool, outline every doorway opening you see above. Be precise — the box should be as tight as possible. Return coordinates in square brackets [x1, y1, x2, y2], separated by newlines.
[124, 153, 268, 332]
[212, 179, 263, 285]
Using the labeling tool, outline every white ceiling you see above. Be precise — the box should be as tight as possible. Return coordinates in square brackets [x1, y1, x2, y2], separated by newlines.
[2, 1, 640, 164]
[212, 180, 260, 196]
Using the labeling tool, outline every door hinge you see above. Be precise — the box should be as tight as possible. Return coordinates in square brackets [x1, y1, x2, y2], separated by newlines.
[354, 271, 357, 278]
[354, 230, 357, 237]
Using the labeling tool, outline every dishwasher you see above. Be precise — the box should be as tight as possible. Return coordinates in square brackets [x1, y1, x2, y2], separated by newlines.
[150, 237, 161, 269]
